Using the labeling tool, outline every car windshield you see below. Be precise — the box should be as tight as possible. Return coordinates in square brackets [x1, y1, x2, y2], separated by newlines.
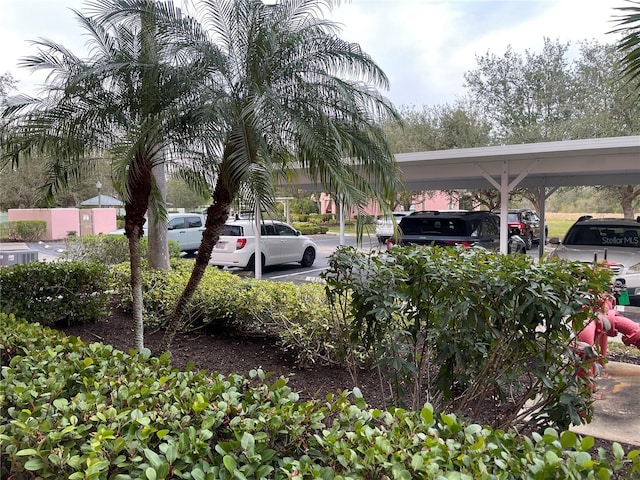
[400, 218, 475, 236]
[563, 225, 640, 248]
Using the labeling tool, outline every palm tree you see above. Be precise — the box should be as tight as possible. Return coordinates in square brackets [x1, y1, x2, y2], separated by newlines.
[0, 0, 211, 350]
[160, 0, 403, 351]
[613, 0, 640, 91]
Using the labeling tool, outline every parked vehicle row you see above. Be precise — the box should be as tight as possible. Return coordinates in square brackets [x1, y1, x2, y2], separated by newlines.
[493, 208, 548, 250]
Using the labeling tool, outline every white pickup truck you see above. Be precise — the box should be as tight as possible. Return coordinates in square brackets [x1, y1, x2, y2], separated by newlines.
[110, 213, 206, 254]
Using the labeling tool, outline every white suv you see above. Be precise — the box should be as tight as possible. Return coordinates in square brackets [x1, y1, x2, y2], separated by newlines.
[210, 220, 317, 270]
[549, 216, 640, 306]
[109, 213, 205, 254]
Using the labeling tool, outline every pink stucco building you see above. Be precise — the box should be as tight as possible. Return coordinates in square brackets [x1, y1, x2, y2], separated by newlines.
[318, 191, 457, 218]
[8, 208, 117, 241]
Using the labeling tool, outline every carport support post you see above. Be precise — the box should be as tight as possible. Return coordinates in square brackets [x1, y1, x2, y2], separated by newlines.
[499, 163, 509, 255]
[254, 198, 262, 280]
[338, 196, 346, 246]
[538, 185, 559, 259]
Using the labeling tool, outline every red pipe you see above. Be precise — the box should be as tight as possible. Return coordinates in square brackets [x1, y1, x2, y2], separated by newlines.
[605, 308, 640, 348]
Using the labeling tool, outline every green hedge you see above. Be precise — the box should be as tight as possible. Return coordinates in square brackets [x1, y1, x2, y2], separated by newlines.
[0, 220, 47, 242]
[0, 261, 110, 326]
[1, 314, 638, 479]
[62, 234, 182, 264]
[111, 261, 334, 365]
[291, 222, 329, 234]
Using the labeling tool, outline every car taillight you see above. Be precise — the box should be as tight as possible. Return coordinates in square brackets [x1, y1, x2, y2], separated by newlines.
[519, 223, 526, 232]
[236, 238, 247, 249]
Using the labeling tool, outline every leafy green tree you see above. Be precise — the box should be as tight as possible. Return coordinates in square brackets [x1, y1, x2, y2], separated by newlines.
[381, 101, 492, 210]
[161, 0, 402, 351]
[166, 174, 210, 211]
[464, 38, 575, 143]
[612, 0, 640, 92]
[464, 38, 640, 216]
[0, 72, 16, 99]
[0, 0, 210, 350]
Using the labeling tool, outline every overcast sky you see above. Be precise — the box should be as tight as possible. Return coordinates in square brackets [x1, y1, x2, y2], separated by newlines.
[0, 0, 630, 107]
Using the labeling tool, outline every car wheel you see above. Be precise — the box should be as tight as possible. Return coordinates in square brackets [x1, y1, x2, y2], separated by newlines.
[246, 254, 265, 271]
[525, 232, 533, 250]
[300, 247, 316, 267]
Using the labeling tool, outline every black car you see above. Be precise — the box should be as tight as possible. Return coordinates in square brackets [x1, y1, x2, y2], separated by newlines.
[388, 210, 526, 255]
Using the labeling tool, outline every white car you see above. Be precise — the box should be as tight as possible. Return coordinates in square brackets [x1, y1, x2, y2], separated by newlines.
[210, 219, 317, 270]
[375, 211, 412, 244]
[109, 213, 205, 253]
[549, 216, 640, 306]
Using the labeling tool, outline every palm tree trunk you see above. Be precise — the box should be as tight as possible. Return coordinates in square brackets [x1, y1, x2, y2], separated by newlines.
[160, 181, 232, 352]
[124, 158, 153, 351]
[129, 230, 145, 351]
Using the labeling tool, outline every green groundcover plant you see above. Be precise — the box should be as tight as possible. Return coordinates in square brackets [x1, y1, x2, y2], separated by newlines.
[2, 314, 639, 479]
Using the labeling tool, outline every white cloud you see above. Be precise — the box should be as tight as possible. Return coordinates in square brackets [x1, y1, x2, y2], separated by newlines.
[0, 0, 629, 106]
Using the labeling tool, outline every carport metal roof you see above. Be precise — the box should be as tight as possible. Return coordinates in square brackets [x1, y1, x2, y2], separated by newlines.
[293, 135, 640, 254]
[395, 135, 640, 191]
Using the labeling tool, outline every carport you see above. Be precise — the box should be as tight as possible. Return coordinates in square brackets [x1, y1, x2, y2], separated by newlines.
[294, 135, 640, 256]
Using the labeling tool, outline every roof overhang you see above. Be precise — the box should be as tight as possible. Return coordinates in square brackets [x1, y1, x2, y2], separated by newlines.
[291, 135, 640, 191]
[397, 135, 640, 191]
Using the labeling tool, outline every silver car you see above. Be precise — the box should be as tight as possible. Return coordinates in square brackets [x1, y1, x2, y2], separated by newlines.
[549, 216, 640, 306]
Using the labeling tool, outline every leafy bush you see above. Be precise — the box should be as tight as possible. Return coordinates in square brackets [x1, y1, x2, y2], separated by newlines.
[110, 261, 335, 364]
[322, 246, 612, 432]
[0, 220, 47, 241]
[1, 315, 638, 479]
[291, 221, 329, 234]
[62, 234, 181, 264]
[0, 261, 110, 326]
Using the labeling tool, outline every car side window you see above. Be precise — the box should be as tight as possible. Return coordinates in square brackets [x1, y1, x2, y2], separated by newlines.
[187, 217, 202, 228]
[482, 217, 499, 237]
[168, 217, 185, 229]
[275, 224, 296, 236]
[261, 224, 277, 236]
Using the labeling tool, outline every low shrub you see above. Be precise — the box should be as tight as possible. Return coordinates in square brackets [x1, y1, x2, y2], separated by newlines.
[291, 221, 329, 234]
[62, 234, 181, 264]
[1, 315, 638, 479]
[0, 261, 110, 326]
[0, 220, 47, 242]
[110, 262, 335, 364]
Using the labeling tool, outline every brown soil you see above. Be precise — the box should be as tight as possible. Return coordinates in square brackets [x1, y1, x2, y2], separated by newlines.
[59, 303, 639, 460]
[60, 304, 388, 409]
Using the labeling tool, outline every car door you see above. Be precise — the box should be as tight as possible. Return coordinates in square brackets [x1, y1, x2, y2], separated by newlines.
[480, 216, 500, 251]
[167, 216, 188, 250]
[274, 222, 303, 263]
[183, 215, 205, 251]
[259, 223, 283, 265]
